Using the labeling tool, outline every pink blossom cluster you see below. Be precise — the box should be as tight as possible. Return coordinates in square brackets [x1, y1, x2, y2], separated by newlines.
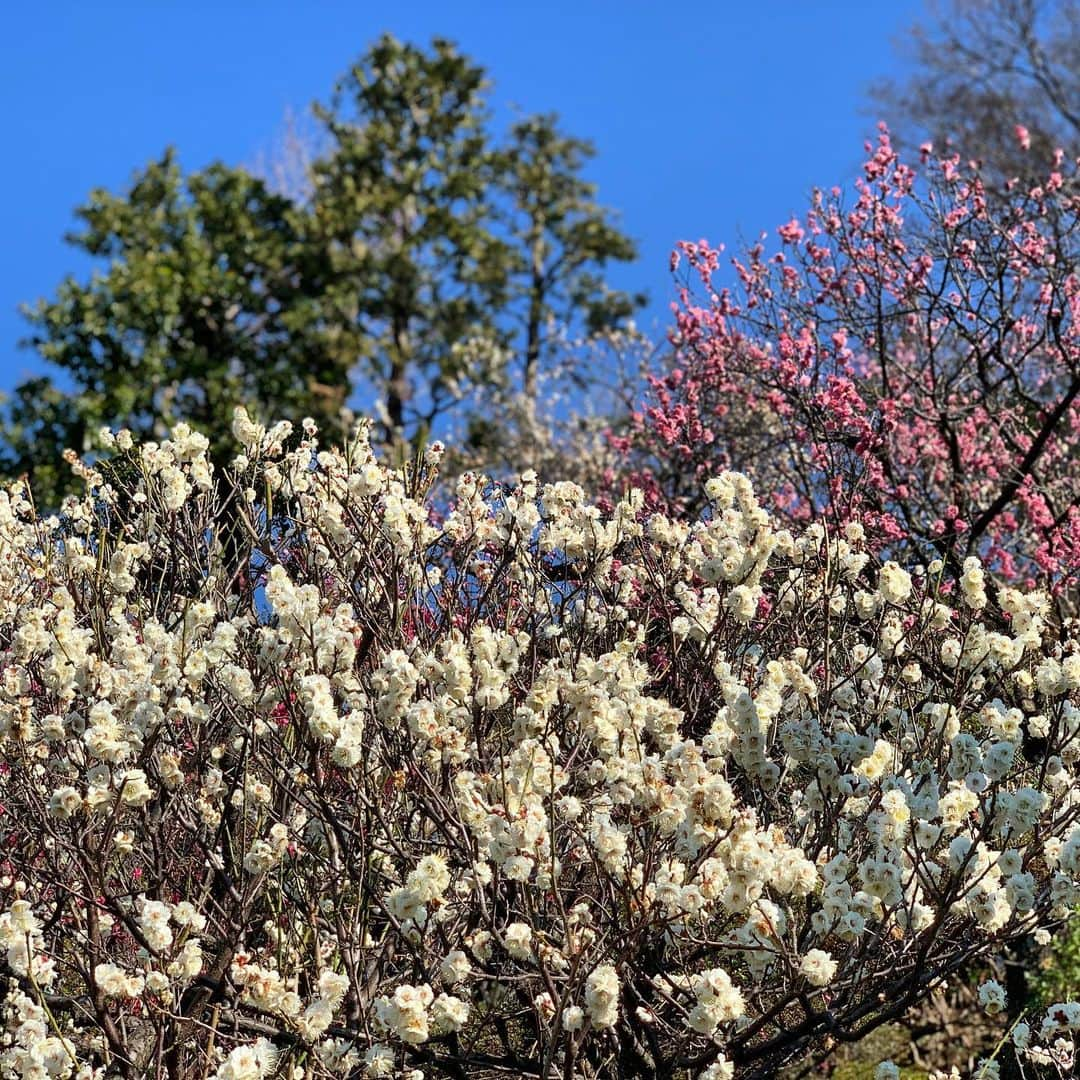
[627, 126, 1080, 600]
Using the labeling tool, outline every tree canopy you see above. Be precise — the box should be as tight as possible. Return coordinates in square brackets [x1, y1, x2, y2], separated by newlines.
[3, 34, 642, 506]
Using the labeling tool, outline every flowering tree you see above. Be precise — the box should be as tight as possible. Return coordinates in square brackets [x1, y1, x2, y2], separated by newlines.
[625, 127, 1080, 600]
[2, 417, 1080, 1078]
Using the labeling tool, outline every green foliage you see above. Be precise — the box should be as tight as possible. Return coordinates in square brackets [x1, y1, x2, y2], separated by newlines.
[309, 35, 514, 444]
[4, 33, 643, 505]
[830, 1065, 925, 1080]
[1031, 913, 1080, 1009]
[0, 377, 85, 508]
[497, 113, 645, 401]
[8, 151, 349, 508]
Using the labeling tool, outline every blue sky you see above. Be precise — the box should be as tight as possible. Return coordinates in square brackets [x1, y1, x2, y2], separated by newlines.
[0, 1, 916, 398]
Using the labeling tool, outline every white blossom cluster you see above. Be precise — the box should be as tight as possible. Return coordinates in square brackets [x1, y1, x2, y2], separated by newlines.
[0, 412, 1078, 1077]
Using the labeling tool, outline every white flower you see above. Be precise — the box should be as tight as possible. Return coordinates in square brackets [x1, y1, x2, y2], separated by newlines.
[138, 899, 173, 951]
[363, 1045, 395, 1077]
[318, 969, 349, 1006]
[375, 984, 434, 1045]
[978, 978, 1007, 1016]
[439, 950, 470, 986]
[48, 786, 82, 819]
[701, 1057, 735, 1080]
[171, 901, 207, 932]
[687, 967, 744, 1034]
[297, 997, 334, 1040]
[94, 963, 144, 998]
[409, 854, 451, 902]
[799, 949, 838, 987]
[212, 1038, 278, 1080]
[562, 1005, 585, 1032]
[961, 557, 988, 610]
[878, 561, 912, 605]
[503, 922, 533, 961]
[584, 964, 619, 1028]
[431, 993, 469, 1032]
[116, 769, 154, 807]
[726, 584, 759, 624]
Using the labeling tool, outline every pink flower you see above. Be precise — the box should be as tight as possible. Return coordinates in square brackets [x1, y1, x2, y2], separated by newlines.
[624, 130, 1080, 596]
[777, 218, 805, 245]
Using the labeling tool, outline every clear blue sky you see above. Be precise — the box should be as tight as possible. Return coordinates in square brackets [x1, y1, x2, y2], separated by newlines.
[0, 1, 917, 398]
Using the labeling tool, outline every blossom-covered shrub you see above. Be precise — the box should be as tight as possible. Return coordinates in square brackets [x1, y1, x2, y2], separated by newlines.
[2, 414, 1080, 1078]
[625, 126, 1080, 600]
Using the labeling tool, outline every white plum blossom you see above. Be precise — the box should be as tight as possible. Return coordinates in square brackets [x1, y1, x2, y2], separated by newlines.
[0, 420, 1078, 1079]
[799, 949, 838, 987]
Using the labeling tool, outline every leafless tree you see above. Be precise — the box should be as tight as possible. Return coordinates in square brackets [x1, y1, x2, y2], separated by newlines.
[871, 0, 1080, 180]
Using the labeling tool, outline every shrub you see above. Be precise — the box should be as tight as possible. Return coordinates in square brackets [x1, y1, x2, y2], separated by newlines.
[1, 415, 1080, 1077]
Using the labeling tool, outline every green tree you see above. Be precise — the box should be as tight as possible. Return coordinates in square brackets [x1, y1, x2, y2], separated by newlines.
[459, 112, 646, 466]
[3, 34, 643, 502]
[0, 377, 85, 512]
[499, 113, 644, 407]
[309, 34, 514, 450]
[4, 151, 349, 508]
